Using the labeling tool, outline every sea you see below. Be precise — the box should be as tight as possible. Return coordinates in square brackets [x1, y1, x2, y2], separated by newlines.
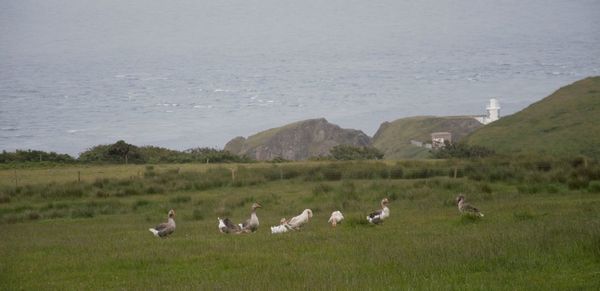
[1, 0, 599, 156]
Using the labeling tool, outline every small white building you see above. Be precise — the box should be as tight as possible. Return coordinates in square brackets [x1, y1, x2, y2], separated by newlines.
[431, 132, 452, 148]
[475, 98, 501, 124]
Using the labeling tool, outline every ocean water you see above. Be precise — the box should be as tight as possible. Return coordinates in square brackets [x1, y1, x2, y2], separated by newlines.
[1, 0, 599, 156]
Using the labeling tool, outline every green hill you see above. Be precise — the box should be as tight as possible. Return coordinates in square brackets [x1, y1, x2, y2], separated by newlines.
[466, 77, 600, 158]
[372, 116, 483, 159]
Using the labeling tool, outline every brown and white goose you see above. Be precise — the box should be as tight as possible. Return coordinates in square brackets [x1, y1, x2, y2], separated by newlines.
[218, 202, 262, 234]
[218, 217, 241, 234]
[456, 195, 484, 217]
[240, 202, 262, 233]
[149, 209, 176, 238]
[367, 198, 390, 224]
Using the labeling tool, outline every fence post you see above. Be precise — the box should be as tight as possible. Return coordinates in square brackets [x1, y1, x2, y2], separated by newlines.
[453, 167, 458, 179]
[230, 168, 236, 183]
[78, 171, 81, 183]
[14, 169, 18, 189]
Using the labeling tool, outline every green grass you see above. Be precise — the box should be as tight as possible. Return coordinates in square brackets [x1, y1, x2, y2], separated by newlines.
[466, 76, 600, 158]
[1, 160, 600, 289]
[372, 116, 483, 159]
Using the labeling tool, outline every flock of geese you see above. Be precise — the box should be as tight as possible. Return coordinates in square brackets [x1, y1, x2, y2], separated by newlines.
[149, 194, 484, 238]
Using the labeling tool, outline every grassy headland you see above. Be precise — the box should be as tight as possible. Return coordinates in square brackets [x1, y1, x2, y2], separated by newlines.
[372, 116, 483, 159]
[466, 76, 600, 158]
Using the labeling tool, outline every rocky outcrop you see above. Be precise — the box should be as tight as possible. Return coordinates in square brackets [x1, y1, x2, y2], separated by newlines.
[224, 118, 371, 161]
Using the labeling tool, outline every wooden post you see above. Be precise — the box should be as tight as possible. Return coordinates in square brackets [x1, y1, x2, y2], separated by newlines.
[230, 168, 236, 182]
[78, 171, 81, 183]
[14, 169, 18, 189]
[206, 158, 209, 164]
[453, 167, 458, 179]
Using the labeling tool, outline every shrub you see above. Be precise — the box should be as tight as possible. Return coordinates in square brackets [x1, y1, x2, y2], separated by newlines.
[589, 181, 600, 193]
[329, 145, 384, 160]
[71, 208, 94, 218]
[25, 210, 41, 220]
[0, 193, 10, 203]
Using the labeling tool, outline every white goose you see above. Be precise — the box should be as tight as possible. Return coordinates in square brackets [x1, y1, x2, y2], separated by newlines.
[328, 210, 344, 227]
[456, 195, 484, 217]
[270, 218, 289, 234]
[287, 209, 313, 230]
[367, 198, 390, 224]
[271, 209, 313, 234]
[149, 209, 176, 238]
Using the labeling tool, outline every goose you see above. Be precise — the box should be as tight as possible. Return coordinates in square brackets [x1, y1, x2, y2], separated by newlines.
[218, 217, 241, 234]
[328, 210, 344, 227]
[456, 195, 484, 217]
[149, 209, 176, 238]
[218, 202, 261, 234]
[286, 209, 313, 230]
[240, 202, 262, 233]
[270, 217, 289, 234]
[367, 198, 389, 224]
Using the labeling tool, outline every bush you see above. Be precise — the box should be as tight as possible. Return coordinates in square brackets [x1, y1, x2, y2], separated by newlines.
[432, 142, 495, 159]
[0, 149, 76, 164]
[0, 193, 10, 203]
[589, 181, 600, 193]
[329, 145, 384, 160]
[71, 208, 94, 218]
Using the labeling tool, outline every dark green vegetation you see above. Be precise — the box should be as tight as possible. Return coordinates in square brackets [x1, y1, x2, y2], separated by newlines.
[467, 77, 600, 158]
[328, 144, 384, 160]
[1, 140, 251, 166]
[79, 140, 253, 164]
[1, 158, 600, 289]
[372, 116, 483, 159]
[432, 142, 495, 159]
[0, 149, 76, 164]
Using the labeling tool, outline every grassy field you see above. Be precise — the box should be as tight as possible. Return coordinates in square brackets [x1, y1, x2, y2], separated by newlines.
[1, 160, 600, 290]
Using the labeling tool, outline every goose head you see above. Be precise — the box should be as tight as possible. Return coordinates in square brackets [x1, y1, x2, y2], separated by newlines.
[304, 209, 313, 219]
[251, 202, 262, 210]
[455, 195, 465, 204]
[381, 198, 389, 206]
[168, 209, 175, 218]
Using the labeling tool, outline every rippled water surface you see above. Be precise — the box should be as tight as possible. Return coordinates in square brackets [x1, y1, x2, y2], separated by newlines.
[1, 0, 599, 155]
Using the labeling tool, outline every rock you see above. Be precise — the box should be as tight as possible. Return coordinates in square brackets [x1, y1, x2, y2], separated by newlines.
[224, 118, 371, 161]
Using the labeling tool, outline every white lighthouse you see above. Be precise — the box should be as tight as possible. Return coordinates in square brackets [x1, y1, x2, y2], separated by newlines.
[476, 98, 501, 124]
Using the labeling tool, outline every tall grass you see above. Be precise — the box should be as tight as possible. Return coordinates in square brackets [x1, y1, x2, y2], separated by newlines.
[0, 159, 600, 289]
